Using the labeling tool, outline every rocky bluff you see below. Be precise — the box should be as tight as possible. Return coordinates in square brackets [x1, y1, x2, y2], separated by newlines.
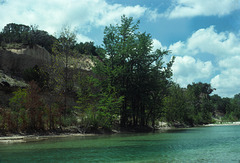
[0, 44, 51, 77]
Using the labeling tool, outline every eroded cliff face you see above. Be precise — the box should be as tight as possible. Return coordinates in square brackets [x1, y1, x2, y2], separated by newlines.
[0, 71, 27, 106]
[0, 45, 51, 76]
[0, 45, 51, 107]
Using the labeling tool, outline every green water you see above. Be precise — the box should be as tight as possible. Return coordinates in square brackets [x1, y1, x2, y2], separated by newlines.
[1, 126, 240, 162]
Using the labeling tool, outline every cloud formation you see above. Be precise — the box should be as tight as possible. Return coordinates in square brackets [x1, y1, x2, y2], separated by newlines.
[169, 26, 240, 57]
[152, 39, 167, 52]
[211, 56, 240, 97]
[0, 0, 147, 41]
[168, 25, 240, 97]
[172, 56, 213, 87]
[164, 0, 240, 18]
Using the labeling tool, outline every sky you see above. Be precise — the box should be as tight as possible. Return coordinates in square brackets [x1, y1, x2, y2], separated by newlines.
[1, 0, 240, 97]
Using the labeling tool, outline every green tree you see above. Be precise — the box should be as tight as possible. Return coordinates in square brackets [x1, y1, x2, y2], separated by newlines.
[163, 84, 188, 125]
[75, 72, 99, 132]
[163, 82, 215, 126]
[23, 65, 49, 88]
[93, 15, 174, 128]
[211, 94, 225, 115]
[8, 81, 44, 132]
[47, 26, 77, 116]
[226, 94, 240, 121]
[27, 25, 56, 51]
[9, 88, 27, 112]
[75, 41, 98, 56]
[9, 88, 27, 131]
[1, 23, 30, 43]
[1, 23, 56, 51]
[75, 70, 123, 131]
[186, 82, 214, 125]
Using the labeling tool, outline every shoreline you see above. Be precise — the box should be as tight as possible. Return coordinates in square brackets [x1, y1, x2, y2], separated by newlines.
[204, 121, 240, 127]
[0, 126, 171, 144]
[0, 133, 96, 144]
[1, 122, 240, 144]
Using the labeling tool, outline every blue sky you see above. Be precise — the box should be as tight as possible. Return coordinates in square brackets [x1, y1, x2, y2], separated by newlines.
[1, 0, 240, 97]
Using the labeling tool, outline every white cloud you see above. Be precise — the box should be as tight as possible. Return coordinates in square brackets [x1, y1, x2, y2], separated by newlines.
[95, 4, 146, 26]
[152, 39, 167, 52]
[169, 26, 240, 57]
[211, 70, 240, 97]
[169, 26, 240, 96]
[172, 56, 213, 87]
[146, 9, 159, 21]
[211, 56, 240, 97]
[164, 0, 240, 18]
[0, 0, 147, 36]
[218, 56, 240, 69]
[76, 34, 92, 43]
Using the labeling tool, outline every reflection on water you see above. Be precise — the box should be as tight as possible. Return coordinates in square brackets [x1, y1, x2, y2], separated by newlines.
[1, 126, 240, 162]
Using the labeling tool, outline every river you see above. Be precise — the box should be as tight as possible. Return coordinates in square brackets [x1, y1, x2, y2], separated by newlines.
[1, 125, 240, 162]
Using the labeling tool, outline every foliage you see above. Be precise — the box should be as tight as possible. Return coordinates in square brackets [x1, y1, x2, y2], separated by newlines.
[23, 65, 49, 88]
[49, 26, 78, 91]
[97, 84, 124, 128]
[1, 23, 30, 44]
[163, 84, 188, 124]
[3, 17, 240, 134]
[93, 15, 174, 128]
[3, 81, 65, 133]
[74, 72, 98, 131]
[24, 81, 44, 131]
[0, 23, 101, 55]
[164, 82, 216, 126]
[75, 41, 98, 56]
[75, 71, 123, 130]
[219, 94, 240, 121]
[46, 26, 78, 116]
[0, 23, 56, 52]
[9, 88, 27, 112]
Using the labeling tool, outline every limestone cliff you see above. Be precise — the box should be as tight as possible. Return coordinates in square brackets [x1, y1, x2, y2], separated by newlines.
[0, 44, 94, 107]
[0, 70, 27, 106]
[0, 44, 52, 107]
[0, 45, 51, 76]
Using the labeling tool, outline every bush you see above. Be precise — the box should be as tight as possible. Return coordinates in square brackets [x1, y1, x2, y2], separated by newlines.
[61, 115, 77, 127]
[23, 65, 49, 88]
[8, 81, 45, 132]
[9, 88, 27, 112]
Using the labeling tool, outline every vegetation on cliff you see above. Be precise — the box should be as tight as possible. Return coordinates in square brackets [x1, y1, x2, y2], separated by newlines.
[1, 16, 240, 135]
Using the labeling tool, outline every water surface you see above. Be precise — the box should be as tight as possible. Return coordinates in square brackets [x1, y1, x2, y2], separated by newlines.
[1, 126, 240, 162]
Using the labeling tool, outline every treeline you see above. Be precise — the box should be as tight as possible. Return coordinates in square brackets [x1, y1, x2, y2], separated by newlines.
[0, 23, 56, 52]
[164, 83, 240, 126]
[0, 81, 64, 133]
[211, 93, 240, 121]
[1, 16, 240, 134]
[0, 23, 99, 56]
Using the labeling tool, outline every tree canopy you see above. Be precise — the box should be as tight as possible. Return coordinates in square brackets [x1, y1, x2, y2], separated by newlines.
[93, 15, 175, 128]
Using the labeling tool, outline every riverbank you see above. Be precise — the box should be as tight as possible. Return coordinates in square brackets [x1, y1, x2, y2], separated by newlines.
[2, 122, 239, 144]
[0, 124, 172, 144]
[0, 133, 96, 144]
[204, 121, 240, 126]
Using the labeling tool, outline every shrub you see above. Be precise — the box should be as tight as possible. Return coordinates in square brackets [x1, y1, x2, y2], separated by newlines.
[9, 88, 27, 112]
[23, 65, 49, 88]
